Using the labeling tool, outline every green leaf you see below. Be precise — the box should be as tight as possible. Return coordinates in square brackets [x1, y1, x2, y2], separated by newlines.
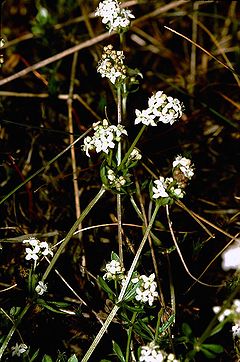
[201, 343, 224, 354]
[137, 319, 155, 339]
[112, 341, 125, 362]
[158, 314, 175, 335]
[123, 282, 139, 302]
[67, 354, 78, 362]
[29, 349, 40, 362]
[209, 321, 226, 337]
[123, 304, 145, 313]
[132, 322, 154, 341]
[98, 276, 116, 298]
[37, 299, 66, 314]
[200, 348, 216, 359]
[9, 306, 21, 318]
[182, 322, 193, 338]
[42, 355, 53, 362]
[111, 251, 120, 262]
[47, 301, 70, 308]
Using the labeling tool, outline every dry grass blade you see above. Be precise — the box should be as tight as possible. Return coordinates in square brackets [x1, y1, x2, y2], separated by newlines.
[164, 25, 239, 78]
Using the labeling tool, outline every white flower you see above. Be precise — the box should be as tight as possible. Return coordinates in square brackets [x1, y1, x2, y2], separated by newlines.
[129, 148, 142, 161]
[35, 281, 48, 295]
[95, 0, 134, 33]
[82, 120, 127, 157]
[152, 177, 169, 199]
[135, 91, 184, 127]
[148, 91, 166, 109]
[23, 237, 41, 261]
[11, 343, 28, 357]
[139, 342, 165, 362]
[233, 299, 240, 314]
[221, 241, 240, 271]
[132, 273, 158, 306]
[25, 246, 40, 261]
[23, 237, 52, 262]
[135, 108, 157, 126]
[97, 45, 127, 84]
[167, 353, 179, 362]
[39, 241, 53, 256]
[232, 323, 240, 338]
[152, 176, 185, 201]
[169, 185, 184, 199]
[172, 155, 194, 179]
[103, 259, 125, 280]
[213, 305, 231, 322]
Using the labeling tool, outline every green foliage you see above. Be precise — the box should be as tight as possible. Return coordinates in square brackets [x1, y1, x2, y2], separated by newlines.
[112, 341, 125, 362]
[42, 355, 53, 362]
[67, 355, 78, 362]
[98, 276, 117, 299]
[36, 299, 70, 314]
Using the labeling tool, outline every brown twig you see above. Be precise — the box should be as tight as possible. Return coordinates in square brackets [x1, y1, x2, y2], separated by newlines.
[0, 32, 112, 86]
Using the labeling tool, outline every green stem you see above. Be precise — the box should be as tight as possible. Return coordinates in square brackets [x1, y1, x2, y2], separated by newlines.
[126, 311, 138, 362]
[81, 202, 161, 362]
[198, 283, 240, 345]
[42, 186, 106, 281]
[154, 309, 163, 342]
[81, 304, 120, 362]
[118, 202, 160, 302]
[0, 303, 31, 359]
[119, 124, 146, 171]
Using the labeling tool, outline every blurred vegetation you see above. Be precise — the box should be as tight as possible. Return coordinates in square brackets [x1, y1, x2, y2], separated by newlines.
[0, 0, 239, 360]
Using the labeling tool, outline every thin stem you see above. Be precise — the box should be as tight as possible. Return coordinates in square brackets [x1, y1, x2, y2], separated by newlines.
[118, 203, 160, 302]
[135, 178, 165, 307]
[198, 283, 240, 345]
[81, 304, 120, 362]
[166, 205, 222, 288]
[0, 127, 95, 206]
[154, 309, 163, 341]
[42, 186, 106, 281]
[166, 254, 176, 317]
[117, 86, 123, 265]
[82, 203, 160, 362]
[126, 312, 138, 362]
[68, 52, 81, 219]
[0, 303, 31, 360]
[119, 124, 146, 171]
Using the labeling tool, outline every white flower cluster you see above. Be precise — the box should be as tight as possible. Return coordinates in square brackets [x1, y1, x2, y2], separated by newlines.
[139, 342, 165, 362]
[172, 155, 194, 180]
[139, 342, 179, 362]
[152, 176, 184, 200]
[135, 91, 184, 127]
[82, 119, 127, 157]
[221, 240, 240, 271]
[11, 342, 28, 357]
[107, 169, 127, 190]
[23, 237, 53, 262]
[152, 156, 194, 201]
[129, 148, 142, 162]
[213, 299, 240, 339]
[95, 0, 135, 33]
[132, 273, 158, 306]
[103, 259, 125, 281]
[35, 281, 48, 295]
[97, 44, 127, 84]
